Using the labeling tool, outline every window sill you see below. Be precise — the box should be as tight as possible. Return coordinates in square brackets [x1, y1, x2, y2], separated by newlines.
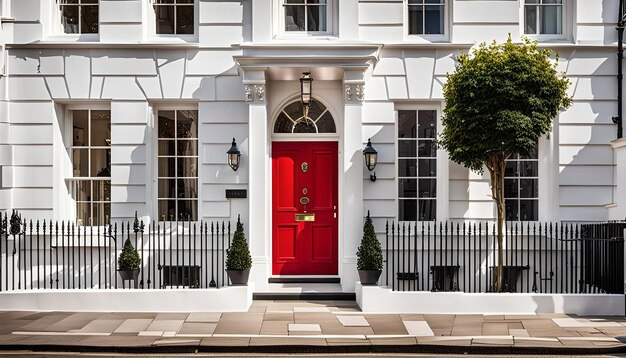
[46, 34, 100, 42]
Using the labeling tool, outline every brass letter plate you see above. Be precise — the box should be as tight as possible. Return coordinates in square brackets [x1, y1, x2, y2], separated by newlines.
[295, 213, 315, 222]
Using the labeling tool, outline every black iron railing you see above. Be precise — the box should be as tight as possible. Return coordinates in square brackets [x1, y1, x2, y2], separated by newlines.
[384, 221, 625, 294]
[0, 211, 233, 290]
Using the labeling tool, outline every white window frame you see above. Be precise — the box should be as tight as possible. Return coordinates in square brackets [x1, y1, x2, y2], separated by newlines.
[63, 105, 112, 227]
[404, 0, 450, 43]
[504, 145, 540, 222]
[153, 106, 200, 223]
[148, 0, 199, 42]
[395, 104, 448, 223]
[522, 0, 571, 42]
[54, 0, 100, 38]
[275, 0, 336, 38]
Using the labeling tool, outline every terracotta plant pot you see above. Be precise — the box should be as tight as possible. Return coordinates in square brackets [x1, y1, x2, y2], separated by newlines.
[358, 269, 382, 285]
[226, 269, 250, 286]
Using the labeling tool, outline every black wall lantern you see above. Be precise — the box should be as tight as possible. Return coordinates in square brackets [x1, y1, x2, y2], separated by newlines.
[227, 138, 241, 172]
[300, 72, 313, 122]
[363, 138, 378, 182]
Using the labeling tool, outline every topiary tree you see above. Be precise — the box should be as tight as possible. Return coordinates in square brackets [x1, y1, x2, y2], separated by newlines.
[118, 238, 141, 271]
[357, 211, 383, 271]
[226, 217, 252, 271]
[438, 36, 571, 292]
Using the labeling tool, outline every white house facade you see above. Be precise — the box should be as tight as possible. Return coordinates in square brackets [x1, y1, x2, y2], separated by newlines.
[0, 0, 625, 295]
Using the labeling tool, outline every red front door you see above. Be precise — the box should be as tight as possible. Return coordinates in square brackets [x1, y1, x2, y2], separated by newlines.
[272, 141, 338, 275]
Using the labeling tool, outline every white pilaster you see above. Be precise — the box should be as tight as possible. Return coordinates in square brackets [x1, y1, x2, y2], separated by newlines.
[610, 137, 626, 221]
[243, 69, 269, 292]
[341, 67, 366, 292]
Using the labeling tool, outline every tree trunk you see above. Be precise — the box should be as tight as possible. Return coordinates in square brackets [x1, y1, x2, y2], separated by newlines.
[487, 156, 506, 292]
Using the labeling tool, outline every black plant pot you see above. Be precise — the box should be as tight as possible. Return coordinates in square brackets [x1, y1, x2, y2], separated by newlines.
[118, 269, 140, 281]
[226, 269, 250, 286]
[358, 270, 382, 285]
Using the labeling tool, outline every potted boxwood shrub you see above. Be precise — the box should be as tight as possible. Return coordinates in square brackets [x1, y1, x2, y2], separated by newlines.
[118, 238, 141, 283]
[357, 211, 383, 285]
[226, 217, 252, 285]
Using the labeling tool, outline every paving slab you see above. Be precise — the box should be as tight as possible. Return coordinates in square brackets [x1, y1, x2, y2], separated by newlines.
[336, 315, 369, 327]
[186, 312, 221, 323]
[177, 322, 217, 335]
[403, 321, 434, 337]
[114, 319, 153, 333]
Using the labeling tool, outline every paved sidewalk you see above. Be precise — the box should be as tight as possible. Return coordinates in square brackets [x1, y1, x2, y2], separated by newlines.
[1, 300, 626, 354]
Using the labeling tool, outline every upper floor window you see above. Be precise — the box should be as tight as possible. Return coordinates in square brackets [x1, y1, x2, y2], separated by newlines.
[154, 0, 194, 35]
[524, 0, 563, 35]
[58, 0, 99, 34]
[68, 110, 111, 226]
[284, 0, 328, 33]
[408, 0, 445, 36]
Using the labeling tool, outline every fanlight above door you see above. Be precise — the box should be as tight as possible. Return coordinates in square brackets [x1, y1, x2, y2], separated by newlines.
[274, 99, 336, 134]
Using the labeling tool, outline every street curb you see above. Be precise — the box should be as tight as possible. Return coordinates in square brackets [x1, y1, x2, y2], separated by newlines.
[0, 343, 625, 355]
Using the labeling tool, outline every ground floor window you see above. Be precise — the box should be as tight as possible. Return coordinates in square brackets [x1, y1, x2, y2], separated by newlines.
[397, 109, 437, 221]
[505, 144, 539, 221]
[157, 110, 198, 221]
[68, 109, 111, 226]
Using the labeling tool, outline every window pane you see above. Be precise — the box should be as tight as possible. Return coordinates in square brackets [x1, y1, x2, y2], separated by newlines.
[158, 200, 177, 221]
[177, 110, 198, 138]
[418, 110, 436, 138]
[177, 179, 197, 199]
[525, 5, 537, 34]
[519, 200, 538, 221]
[159, 179, 176, 198]
[408, 7, 423, 35]
[399, 199, 417, 221]
[398, 140, 416, 157]
[158, 111, 176, 138]
[418, 200, 436, 221]
[158, 157, 176, 177]
[177, 157, 197, 178]
[90, 149, 110, 177]
[176, 5, 194, 34]
[540, 4, 562, 34]
[398, 111, 417, 138]
[294, 121, 317, 133]
[399, 159, 417, 177]
[399, 179, 417, 198]
[92, 202, 110, 226]
[424, 5, 444, 35]
[504, 179, 519, 198]
[71, 180, 91, 202]
[76, 202, 92, 226]
[418, 179, 436, 198]
[307, 4, 326, 31]
[177, 140, 198, 157]
[90, 110, 111, 146]
[61, 5, 79, 34]
[285, 5, 305, 31]
[156, 5, 175, 34]
[177, 200, 197, 221]
[316, 112, 336, 133]
[72, 148, 89, 177]
[92, 180, 111, 202]
[505, 199, 519, 221]
[418, 140, 436, 157]
[520, 178, 538, 198]
[73, 110, 89, 146]
[505, 161, 518, 177]
[418, 159, 437, 177]
[159, 140, 176, 156]
[275, 112, 294, 133]
[519, 161, 538, 177]
[81, 5, 99, 34]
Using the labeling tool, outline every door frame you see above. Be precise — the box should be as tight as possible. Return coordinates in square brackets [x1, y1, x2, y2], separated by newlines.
[269, 95, 343, 277]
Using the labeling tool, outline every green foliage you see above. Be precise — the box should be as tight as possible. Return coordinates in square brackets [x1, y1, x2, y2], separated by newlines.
[226, 218, 252, 270]
[118, 238, 141, 271]
[357, 212, 383, 271]
[438, 36, 571, 173]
